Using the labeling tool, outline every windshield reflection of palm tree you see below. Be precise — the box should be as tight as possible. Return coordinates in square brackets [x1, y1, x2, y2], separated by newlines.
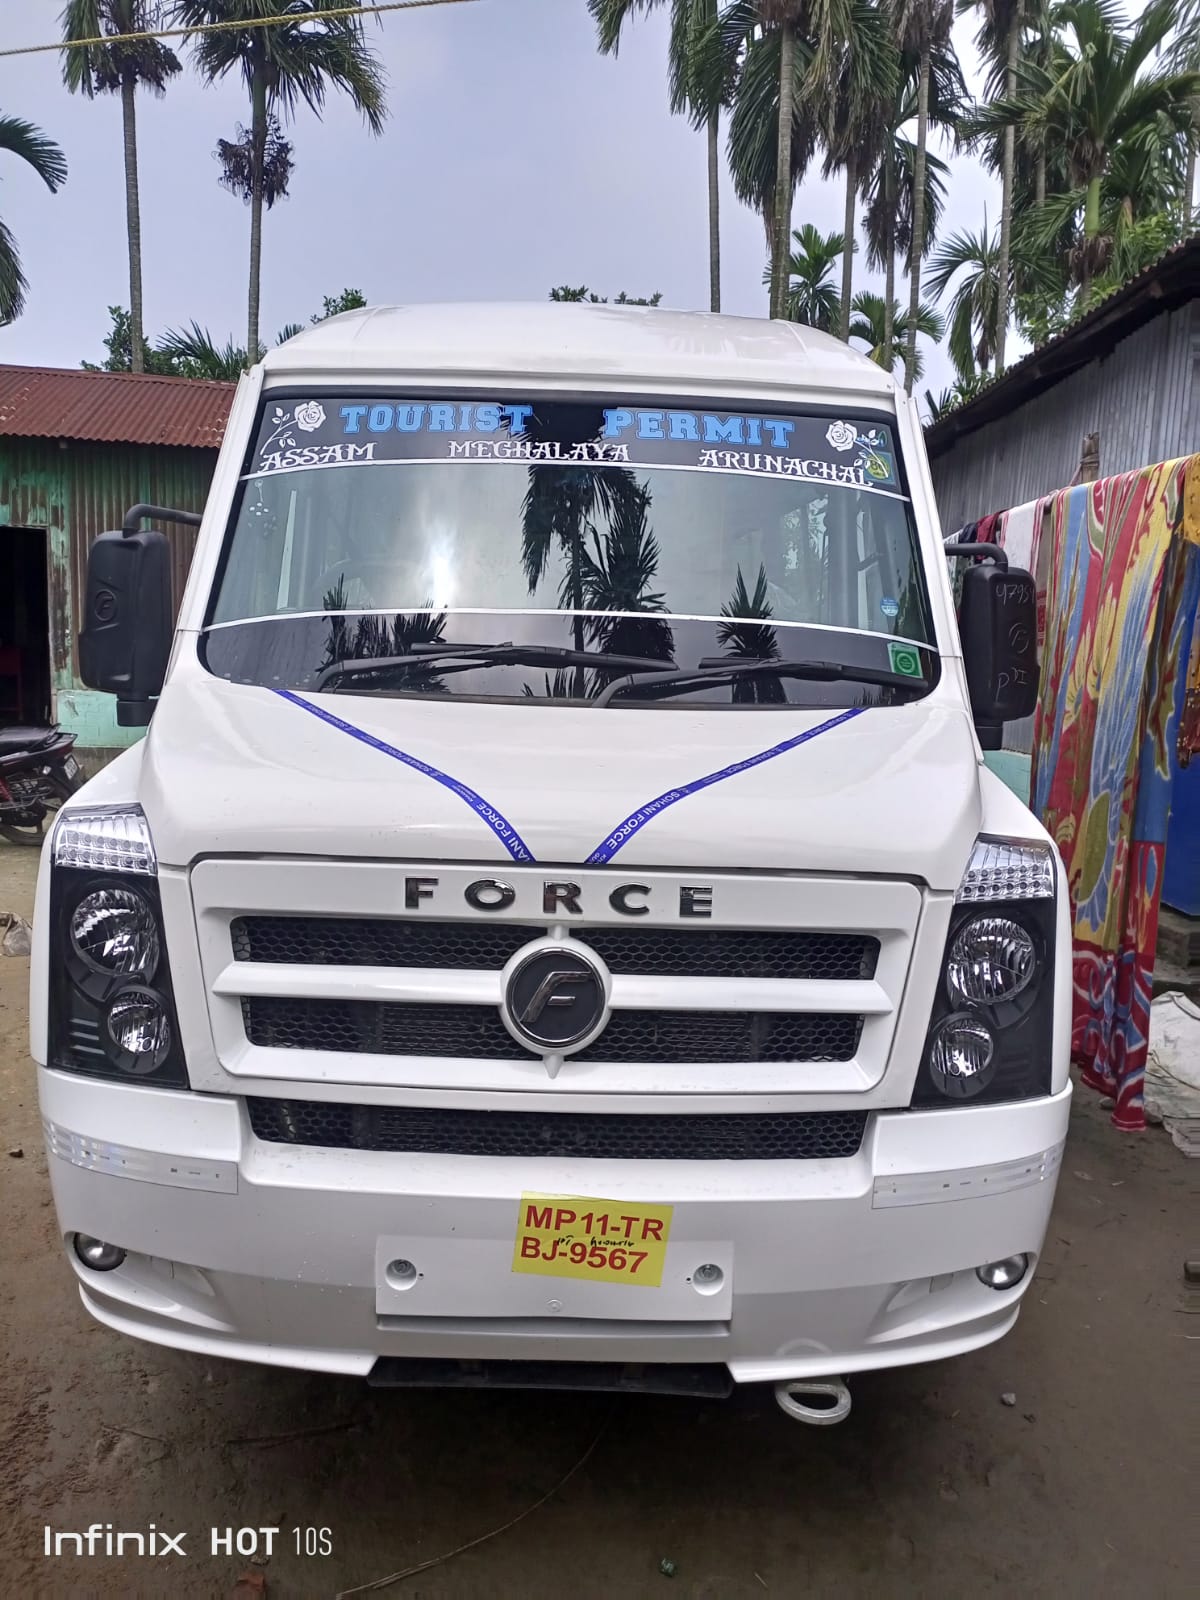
[318, 576, 449, 694]
[521, 405, 674, 697]
[580, 481, 675, 689]
[718, 565, 787, 703]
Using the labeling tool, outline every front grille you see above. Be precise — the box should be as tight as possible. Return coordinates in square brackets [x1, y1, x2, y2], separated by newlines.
[247, 1097, 868, 1160]
[231, 915, 878, 981]
[242, 997, 863, 1063]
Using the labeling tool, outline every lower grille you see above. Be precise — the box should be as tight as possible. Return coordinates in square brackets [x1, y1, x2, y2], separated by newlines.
[242, 997, 863, 1064]
[247, 1098, 868, 1161]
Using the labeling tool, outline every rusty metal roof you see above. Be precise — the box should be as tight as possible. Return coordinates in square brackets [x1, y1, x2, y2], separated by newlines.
[925, 234, 1200, 456]
[0, 364, 234, 450]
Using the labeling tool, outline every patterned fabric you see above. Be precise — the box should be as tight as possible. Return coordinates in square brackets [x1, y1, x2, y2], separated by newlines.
[1032, 458, 1200, 1130]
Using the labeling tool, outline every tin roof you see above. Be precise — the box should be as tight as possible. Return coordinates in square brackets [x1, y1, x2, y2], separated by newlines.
[0, 364, 234, 450]
[925, 234, 1200, 455]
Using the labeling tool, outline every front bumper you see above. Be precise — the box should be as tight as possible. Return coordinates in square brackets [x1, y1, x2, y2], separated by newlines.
[39, 1068, 1070, 1384]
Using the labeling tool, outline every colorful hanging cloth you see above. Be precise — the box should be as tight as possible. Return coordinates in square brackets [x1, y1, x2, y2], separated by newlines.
[1031, 457, 1200, 1130]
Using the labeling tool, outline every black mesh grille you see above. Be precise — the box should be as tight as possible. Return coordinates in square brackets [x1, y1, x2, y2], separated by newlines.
[247, 1098, 868, 1160]
[231, 917, 540, 970]
[242, 997, 862, 1063]
[231, 916, 878, 981]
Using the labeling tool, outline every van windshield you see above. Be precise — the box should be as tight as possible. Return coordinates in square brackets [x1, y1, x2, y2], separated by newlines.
[202, 394, 936, 708]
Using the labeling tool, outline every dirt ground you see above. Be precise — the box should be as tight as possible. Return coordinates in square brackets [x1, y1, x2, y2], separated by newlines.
[1, 843, 1196, 1600]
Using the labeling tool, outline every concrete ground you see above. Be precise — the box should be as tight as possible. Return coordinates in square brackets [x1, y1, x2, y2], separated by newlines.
[2, 842, 1196, 1599]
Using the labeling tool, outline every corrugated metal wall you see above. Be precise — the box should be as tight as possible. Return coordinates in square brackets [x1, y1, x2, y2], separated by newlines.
[1, 437, 217, 749]
[64, 441, 215, 655]
[929, 302, 1200, 534]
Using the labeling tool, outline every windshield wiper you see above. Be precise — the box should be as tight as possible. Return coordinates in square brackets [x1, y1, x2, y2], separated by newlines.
[594, 654, 928, 707]
[315, 642, 679, 691]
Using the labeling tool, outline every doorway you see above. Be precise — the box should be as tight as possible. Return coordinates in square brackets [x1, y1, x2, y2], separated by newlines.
[0, 527, 51, 726]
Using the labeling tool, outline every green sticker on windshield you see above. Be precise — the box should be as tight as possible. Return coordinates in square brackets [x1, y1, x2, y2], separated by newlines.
[888, 642, 924, 678]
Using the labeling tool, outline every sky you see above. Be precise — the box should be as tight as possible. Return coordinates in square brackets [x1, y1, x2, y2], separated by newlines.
[0, 0, 1007, 398]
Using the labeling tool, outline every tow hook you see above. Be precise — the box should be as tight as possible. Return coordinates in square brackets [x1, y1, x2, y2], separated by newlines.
[774, 1377, 852, 1425]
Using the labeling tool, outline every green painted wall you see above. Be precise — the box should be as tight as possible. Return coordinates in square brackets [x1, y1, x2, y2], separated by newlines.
[0, 437, 216, 750]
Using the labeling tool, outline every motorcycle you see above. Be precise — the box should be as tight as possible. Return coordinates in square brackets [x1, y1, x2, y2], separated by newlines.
[0, 726, 86, 846]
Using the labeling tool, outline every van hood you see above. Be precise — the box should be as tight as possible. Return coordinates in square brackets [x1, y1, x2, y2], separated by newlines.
[139, 672, 983, 891]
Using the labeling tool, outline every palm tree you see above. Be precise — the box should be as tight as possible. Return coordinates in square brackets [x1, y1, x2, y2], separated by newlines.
[62, 3, 181, 374]
[174, 0, 385, 363]
[1169, 0, 1200, 227]
[975, 0, 1200, 302]
[762, 223, 845, 329]
[958, 1, 1025, 372]
[926, 219, 1003, 376]
[722, 8, 817, 303]
[157, 321, 256, 379]
[890, 0, 955, 393]
[816, 1, 898, 339]
[521, 451, 649, 695]
[757, 2, 807, 318]
[862, 39, 962, 362]
[719, 565, 786, 701]
[590, 1, 731, 311]
[580, 485, 675, 669]
[0, 115, 67, 325]
[848, 288, 943, 379]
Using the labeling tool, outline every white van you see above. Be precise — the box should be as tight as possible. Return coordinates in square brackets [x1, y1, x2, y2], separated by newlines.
[32, 304, 1069, 1421]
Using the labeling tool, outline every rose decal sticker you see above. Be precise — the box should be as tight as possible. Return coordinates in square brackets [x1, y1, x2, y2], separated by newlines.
[294, 401, 326, 432]
[826, 420, 856, 451]
[257, 402, 326, 460]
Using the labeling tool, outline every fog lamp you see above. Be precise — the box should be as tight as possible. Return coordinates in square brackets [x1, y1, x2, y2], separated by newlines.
[976, 1254, 1029, 1290]
[73, 1234, 126, 1272]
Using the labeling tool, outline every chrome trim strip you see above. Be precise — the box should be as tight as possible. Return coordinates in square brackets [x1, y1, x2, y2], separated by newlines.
[43, 1119, 238, 1194]
[871, 1141, 1064, 1209]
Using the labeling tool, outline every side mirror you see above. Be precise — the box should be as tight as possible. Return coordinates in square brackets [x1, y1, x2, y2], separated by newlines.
[945, 546, 1039, 745]
[78, 504, 200, 727]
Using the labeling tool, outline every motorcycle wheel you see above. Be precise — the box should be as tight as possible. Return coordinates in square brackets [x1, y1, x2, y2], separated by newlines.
[0, 819, 45, 847]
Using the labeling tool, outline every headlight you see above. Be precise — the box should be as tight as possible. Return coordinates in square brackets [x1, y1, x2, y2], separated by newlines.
[913, 835, 1058, 1108]
[49, 805, 188, 1089]
[105, 986, 172, 1072]
[947, 916, 1036, 1006]
[69, 888, 161, 979]
[926, 1012, 996, 1098]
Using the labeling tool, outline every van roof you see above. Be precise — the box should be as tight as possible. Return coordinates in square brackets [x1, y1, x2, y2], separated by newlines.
[262, 302, 897, 402]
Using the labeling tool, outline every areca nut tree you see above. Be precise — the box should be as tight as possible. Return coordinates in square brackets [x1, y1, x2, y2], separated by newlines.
[817, 0, 899, 341]
[754, 2, 879, 320]
[589, 1, 730, 311]
[958, 0, 1024, 372]
[975, 0, 1200, 301]
[719, 3, 817, 301]
[1168, 0, 1200, 226]
[863, 37, 961, 360]
[891, 0, 955, 394]
[173, 1, 385, 365]
[0, 115, 68, 325]
[848, 288, 943, 380]
[62, 2, 181, 374]
[763, 223, 846, 329]
[925, 218, 1002, 376]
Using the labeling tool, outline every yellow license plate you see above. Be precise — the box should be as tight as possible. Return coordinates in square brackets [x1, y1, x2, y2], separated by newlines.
[512, 1193, 674, 1287]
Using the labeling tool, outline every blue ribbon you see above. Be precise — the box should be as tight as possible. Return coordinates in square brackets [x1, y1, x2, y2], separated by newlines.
[584, 707, 865, 864]
[274, 689, 535, 863]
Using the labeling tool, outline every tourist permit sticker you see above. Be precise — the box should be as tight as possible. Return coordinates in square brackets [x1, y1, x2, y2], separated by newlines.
[512, 1194, 673, 1286]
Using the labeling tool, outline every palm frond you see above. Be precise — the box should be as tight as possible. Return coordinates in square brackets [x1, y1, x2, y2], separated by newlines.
[0, 114, 68, 191]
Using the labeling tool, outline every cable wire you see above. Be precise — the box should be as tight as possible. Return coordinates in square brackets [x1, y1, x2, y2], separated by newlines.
[0, 0, 482, 61]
